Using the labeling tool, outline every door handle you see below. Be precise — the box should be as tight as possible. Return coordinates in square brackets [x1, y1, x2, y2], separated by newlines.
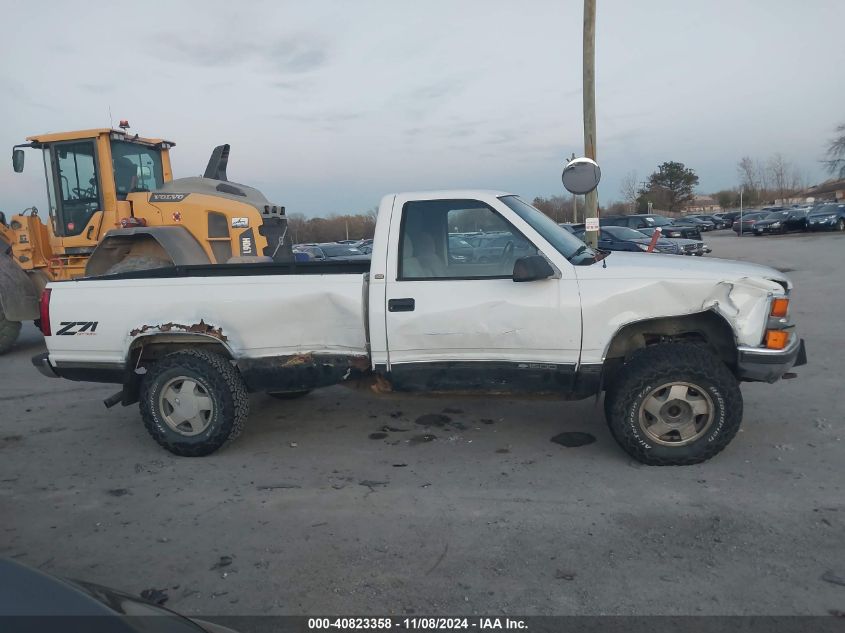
[388, 298, 415, 312]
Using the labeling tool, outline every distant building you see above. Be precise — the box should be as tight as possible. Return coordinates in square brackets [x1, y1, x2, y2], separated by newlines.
[684, 195, 721, 213]
[789, 178, 845, 204]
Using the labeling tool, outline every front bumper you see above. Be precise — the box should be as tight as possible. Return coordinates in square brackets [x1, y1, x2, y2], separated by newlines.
[32, 352, 58, 378]
[807, 219, 838, 230]
[736, 337, 807, 383]
[753, 225, 778, 234]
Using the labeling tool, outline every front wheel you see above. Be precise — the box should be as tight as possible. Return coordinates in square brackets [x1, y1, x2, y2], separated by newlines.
[837, 219, 845, 232]
[0, 307, 22, 354]
[604, 343, 742, 466]
[140, 349, 249, 456]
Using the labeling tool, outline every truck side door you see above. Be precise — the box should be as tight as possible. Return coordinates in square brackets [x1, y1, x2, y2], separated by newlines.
[380, 195, 582, 394]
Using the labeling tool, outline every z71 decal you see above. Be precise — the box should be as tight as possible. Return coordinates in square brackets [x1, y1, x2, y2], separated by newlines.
[57, 321, 99, 336]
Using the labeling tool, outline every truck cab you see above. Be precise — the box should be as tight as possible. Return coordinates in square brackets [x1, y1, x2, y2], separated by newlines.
[16, 128, 174, 258]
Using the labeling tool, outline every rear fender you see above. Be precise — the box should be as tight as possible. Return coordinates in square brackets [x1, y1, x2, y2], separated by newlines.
[120, 331, 236, 406]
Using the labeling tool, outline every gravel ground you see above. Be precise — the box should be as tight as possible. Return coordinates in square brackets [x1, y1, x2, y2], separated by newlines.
[1, 230, 843, 617]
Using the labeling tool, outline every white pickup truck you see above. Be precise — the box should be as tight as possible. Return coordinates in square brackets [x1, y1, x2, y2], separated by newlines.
[32, 164, 806, 465]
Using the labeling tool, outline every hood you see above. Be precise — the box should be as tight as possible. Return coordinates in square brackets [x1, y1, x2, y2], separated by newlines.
[629, 237, 676, 249]
[662, 237, 700, 246]
[575, 251, 791, 290]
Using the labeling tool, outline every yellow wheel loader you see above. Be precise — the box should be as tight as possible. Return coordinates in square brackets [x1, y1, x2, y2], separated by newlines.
[0, 124, 291, 353]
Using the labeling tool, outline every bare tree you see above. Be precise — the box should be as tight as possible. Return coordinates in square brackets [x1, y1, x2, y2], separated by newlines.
[619, 171, 638, 212]
[825, 123, 845, 178]
[532, 195, 577, 223]
[767, 153, 791, 202]
[737, 156, 759, 192]
[756, 159, 771, 192]
[287, 213, 307, 244]
[790, 165, 805, 191]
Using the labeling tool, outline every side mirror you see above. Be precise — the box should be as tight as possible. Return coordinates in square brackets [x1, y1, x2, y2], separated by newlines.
[513, 255, 555, 282]
[561, 157, 601, 195]
[12, 149, 25, 173]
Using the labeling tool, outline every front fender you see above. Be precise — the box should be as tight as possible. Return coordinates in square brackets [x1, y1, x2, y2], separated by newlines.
[85, 226, 211, 276]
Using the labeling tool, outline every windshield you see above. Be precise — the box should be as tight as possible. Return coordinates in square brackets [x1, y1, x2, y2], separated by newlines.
[604, 226, 647, 240]
[110, 140, 164, 199]
[809, 204, 842, 216]
[321, 244, 363, 256]
[644, 215, 673, 226]
[498, 195, 593, 260]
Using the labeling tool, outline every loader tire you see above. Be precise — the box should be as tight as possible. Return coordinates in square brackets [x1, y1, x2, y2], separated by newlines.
[140, 349, 249, 456]
[604, 343, 743, 466]
[0, 308, 22, 354]
[106, 256, 171, 275]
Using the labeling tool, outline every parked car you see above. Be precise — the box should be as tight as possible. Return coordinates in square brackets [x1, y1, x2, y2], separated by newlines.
[573, 226, 680, 254]
[636, 227, 708, 256]
[558, 223, 584, 234]
[732, 211, 769, 236]
[0, 557, 238, 632]
[806, 202, 845, 232]
[751, 209, 809, 235]
[316, 243, 371, 261]
[715, 211, 740, 227]
[673, 216, 714, 232]
[293, 244, 327, 260]
[447, 234, 475, 262]
[33, 188, 806, 466]
[602, 214, 702, 240]
[688, 214, 728, 230]
[464, 231, 534, 263]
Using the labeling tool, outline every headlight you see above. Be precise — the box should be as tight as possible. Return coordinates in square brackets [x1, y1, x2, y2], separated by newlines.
[771, 222, 781, 227]
[636, 243, 650, 251]
[667, 231, 681, 237]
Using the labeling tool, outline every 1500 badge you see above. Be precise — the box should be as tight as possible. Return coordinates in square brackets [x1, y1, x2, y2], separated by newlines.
[56, 321, 98, 335]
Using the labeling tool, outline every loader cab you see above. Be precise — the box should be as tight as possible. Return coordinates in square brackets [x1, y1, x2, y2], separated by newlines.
[18, 128, 173, 249]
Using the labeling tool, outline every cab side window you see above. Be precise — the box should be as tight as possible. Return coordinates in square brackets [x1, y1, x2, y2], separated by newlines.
[55, 141, 100, 236]
[399, 199, 537, 280]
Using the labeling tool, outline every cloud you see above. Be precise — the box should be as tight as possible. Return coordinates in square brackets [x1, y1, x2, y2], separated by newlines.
[156, 32, 254, 67]
[268, 40, 327, 73]
[80, 83, 113, 95]
[154, 30, 329, 75]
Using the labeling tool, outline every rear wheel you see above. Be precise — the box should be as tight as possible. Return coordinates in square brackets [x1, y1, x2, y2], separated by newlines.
[0, 307, 22, 355]
[140, 349, 248, 456]
[106, 256, 171, 275]
[604, 343, 742, 466]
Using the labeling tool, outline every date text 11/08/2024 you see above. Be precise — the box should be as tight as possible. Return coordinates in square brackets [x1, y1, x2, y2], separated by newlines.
[307, 617, 528, 630]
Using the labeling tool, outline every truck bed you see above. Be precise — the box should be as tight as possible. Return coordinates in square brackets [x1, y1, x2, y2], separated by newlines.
[46, 262, 371, 373]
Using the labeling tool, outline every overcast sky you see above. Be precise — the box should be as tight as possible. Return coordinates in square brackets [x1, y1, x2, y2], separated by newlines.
[1, 0, 843, 216]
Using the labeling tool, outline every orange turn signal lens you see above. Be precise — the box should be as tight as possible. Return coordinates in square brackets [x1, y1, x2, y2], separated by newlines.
[770, 298, 789, 317]
[765, 330, 789, 350]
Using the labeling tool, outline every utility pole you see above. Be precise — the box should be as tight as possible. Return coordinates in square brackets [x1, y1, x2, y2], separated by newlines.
[582, 0, 598, 248]
[569, 152, 578, 222]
